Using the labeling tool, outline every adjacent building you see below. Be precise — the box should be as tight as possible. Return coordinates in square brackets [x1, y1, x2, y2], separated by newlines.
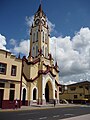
[0, 4, 60, 109]
[0, 49, 22, 109]
[59, 81, 90, 104]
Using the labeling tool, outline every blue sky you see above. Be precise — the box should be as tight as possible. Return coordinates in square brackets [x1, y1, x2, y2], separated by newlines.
[1, 0, 90, 41]
[0, 0, 90, 84]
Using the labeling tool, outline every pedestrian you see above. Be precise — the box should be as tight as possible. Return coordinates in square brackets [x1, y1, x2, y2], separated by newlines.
[54, 99, 56, 107]
[15, 99, 18, 109]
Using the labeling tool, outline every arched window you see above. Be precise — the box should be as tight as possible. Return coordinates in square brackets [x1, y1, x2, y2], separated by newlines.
[32, 46, 35, 57]
[43, 31, 44, 42]
[33, 88, 37, 100]
[36, 31, 38, 41]
[45, 33, 47, 42]
[45, 47, 47, 57]
[42, 46, 44, 56]
[36, 46, 38, 56]
[33, 33, 35, 42]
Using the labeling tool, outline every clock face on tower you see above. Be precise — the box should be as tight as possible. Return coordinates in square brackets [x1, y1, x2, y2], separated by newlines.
[35, 19, 40, 25]
[35, 19, 45, 25]
[42, 19, 45, 25]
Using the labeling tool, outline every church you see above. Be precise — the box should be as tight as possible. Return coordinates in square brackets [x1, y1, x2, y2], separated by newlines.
[0, 4, 60, 109]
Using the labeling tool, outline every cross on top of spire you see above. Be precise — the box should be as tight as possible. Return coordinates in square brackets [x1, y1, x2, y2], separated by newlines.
[40, 0, 41, 4]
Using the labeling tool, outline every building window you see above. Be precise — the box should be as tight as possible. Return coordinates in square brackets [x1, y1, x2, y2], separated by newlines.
[32, 46, 35, 57]
[33, 33, 35, 42]
[36, 46, 38, 56]
[45, 47, 48, 57]
[45, 33, 47, 42]
[9, 90, 15, 101]
[33, 88, 37, 100]
[11, 65, 17, 76]
[10, 84, 15, 88]
[85, 86, 89, 90]
[36, 31, 38, 41]
[0, 83, 5, 88]
[70, 87, 76, 91]
[42, 46, 44, 56]
[43, 31, 44, 42]
[85, 95, 90, 99]
[0, 63, 7, 75]
[74, 95, 77, 98]
[80, 94, 82, 96]
[79, 86, 83, 88]
[59, 87, 62, 92]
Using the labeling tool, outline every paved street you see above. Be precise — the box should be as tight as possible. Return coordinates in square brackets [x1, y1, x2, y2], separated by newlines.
[62, 114, 90, 120]
[0, 105, 90, 120]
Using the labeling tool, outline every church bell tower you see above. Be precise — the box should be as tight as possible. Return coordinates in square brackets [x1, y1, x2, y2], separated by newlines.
[29, 4, 50, 59]
[22, 3, 60, 106]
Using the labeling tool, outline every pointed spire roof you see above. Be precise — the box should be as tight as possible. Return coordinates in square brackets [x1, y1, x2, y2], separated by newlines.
[55, 61, 57, 67]
[37, 4, 42, 12]
[35, 4, 46, 17]
[18, 53, 20, 59]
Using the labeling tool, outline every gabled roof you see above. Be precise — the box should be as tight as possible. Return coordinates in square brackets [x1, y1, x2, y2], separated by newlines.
[68, 81, 90, 86]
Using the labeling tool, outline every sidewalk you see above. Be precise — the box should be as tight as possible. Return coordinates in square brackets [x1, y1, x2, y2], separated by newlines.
[0, 104, 86, 112]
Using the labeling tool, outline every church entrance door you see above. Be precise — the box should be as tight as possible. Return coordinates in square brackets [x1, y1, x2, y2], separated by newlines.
[45, 81, 53, 103]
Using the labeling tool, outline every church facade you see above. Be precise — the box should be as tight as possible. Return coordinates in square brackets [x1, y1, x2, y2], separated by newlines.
[0, 4, 60, 109]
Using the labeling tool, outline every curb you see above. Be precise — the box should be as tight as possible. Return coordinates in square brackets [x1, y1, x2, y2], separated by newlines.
[0, 104, 85, 112]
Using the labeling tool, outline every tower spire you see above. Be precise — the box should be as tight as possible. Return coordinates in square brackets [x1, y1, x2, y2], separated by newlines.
[40, 0, 42, 4]
[37, 1, 43, 13]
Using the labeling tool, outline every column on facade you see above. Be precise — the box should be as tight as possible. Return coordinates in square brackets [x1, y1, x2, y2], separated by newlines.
[29, 83, 33, 105]
[27, 83, 30, 106]
[57, 86, 60, 104]
[42, 76, 46, 105]
[52, 79, 55, 100]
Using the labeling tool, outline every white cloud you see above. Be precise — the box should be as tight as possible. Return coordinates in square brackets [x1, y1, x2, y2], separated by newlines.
[10, 39, 16, 46]
[47, 18, 55, 32]
[8, 27, 90, 84]
[50, 27, 90, 84]
[0, 34, 7, 50]
[60, 80, 76, 85]
[65, 80, 76, 85]
[13, 39, 30, 56]
[25, 16, 34, 35]
[1, 25, 90, 85]
[73, 27, 90, 53]
[25, 16, 34, 27]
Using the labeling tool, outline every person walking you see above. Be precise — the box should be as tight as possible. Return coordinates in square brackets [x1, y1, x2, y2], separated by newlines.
[15, 99, 18, 109]
[54, 99, 56, 107]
